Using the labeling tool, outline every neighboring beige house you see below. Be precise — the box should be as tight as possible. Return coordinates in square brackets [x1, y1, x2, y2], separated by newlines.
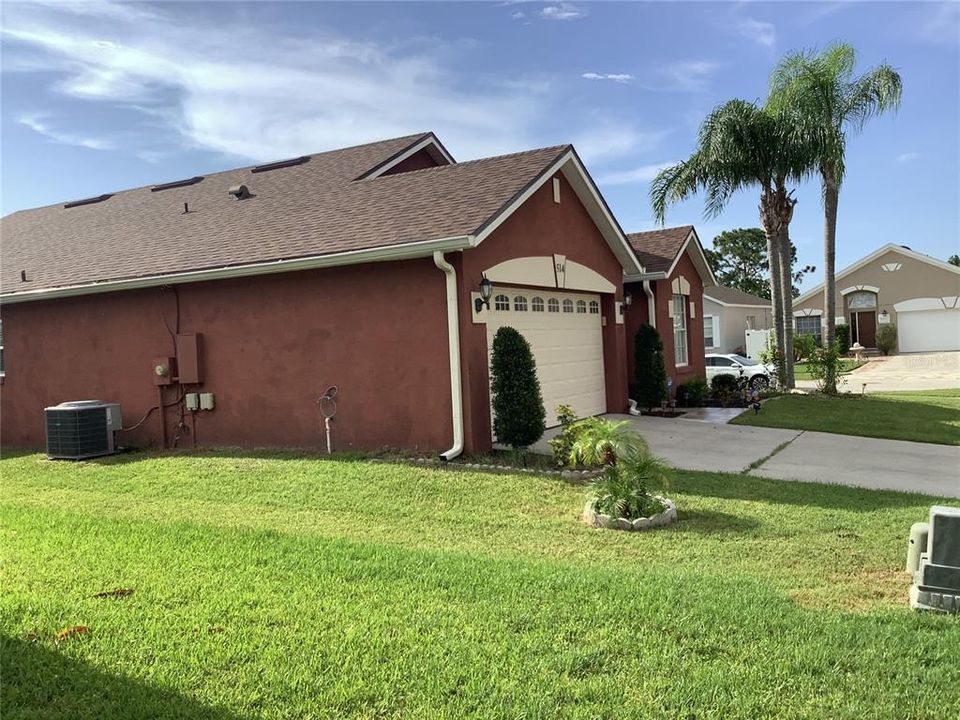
[703, 286, 773, 354]
[792, 244, 960, 352]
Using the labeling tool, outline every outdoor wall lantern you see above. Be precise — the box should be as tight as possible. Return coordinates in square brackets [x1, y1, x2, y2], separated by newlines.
[476, 275, 493, 313]
[880, 309, 889, 319]
[623, 292, 633, 308]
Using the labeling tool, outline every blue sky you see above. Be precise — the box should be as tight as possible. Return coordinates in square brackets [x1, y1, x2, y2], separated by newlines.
[2, 1, 957, 290]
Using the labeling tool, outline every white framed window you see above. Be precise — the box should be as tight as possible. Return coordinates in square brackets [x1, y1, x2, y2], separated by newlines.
[795, 315, 822, 343]
[562, 299, 574, 313]
[576, 299, 587, 314]
[547, 298, 560, 313]
[589, 300, 600, 314]
[703, 315, 715, 348]
[672, 294, 688, 366]
[531, 297, 544, 312]
[494, 294, 510, 311]
[513, 295, 528, 312]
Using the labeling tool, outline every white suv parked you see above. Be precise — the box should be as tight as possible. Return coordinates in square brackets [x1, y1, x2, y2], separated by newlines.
[705, 353, 772, 392]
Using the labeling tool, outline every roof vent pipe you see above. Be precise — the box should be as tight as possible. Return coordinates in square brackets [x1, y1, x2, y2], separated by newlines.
[227, 184, 251, 200]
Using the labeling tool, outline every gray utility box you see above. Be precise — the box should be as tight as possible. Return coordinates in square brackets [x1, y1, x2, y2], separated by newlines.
[44, 400, 122, 460]
[907, 505, 960, 613]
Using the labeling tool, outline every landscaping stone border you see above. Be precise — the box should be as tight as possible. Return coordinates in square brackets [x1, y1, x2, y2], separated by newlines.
[582, 497, 677, 531]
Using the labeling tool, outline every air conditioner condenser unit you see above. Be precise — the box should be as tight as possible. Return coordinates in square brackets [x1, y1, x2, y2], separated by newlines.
[44, 400, 122, 460]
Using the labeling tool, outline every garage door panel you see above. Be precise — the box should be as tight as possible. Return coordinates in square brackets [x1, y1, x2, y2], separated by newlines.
[486, 290, 606, 431]
[898, 309, 960, 353]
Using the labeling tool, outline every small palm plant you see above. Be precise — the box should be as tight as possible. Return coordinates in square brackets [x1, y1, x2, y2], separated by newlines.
[570, 419, 671, 520]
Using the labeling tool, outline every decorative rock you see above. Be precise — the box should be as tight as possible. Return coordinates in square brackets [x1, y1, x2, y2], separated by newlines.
[612, 517, 632, 531]
[595, 513, 613, 528]
[632, 517, 651, 531]
[561, 470, 580, 480]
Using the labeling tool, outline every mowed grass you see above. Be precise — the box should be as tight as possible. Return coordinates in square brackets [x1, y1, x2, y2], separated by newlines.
[793, 359, 865, 380]
[733, 389, 960, 445]
[2, 450, 959, 719]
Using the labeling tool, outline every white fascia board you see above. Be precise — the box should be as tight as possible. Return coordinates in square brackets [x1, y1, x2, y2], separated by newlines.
[359, 135, 455, 180]
[473, 150, 643, 276]
[701, 294, 771, 308]
[1, 235, 473, 304]
[666, 229, 718, 288]
[794, 243, 960, 305]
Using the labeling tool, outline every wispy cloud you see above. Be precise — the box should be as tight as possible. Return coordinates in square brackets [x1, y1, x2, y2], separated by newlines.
[16, 114, 114, 150]
[540, 4, 587, 21]
[0, 1, 549, 162]
[595, 160, 678, 187]
[915, 1, 960, 45]
[896, 152, 920, 163]
[653, 61, 720, 92]
[737, 17, 776, 48]
[581, 72, 634, 84]
[512, 11, 525, 20]
[571, 124, 669, 165]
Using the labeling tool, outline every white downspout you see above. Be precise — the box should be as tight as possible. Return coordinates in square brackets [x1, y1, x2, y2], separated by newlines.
[433, 251, 464, 460]
[643, 280, 657, 330]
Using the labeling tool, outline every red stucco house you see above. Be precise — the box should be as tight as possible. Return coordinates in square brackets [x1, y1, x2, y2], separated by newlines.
[622, 226, 716, 396]
[1, 132, 650, 456]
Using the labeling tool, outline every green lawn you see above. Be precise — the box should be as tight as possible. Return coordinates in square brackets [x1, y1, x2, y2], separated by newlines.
[3, 450, 958, 719]
[733, 389, 960, 445]
[794, 359, 865, 380]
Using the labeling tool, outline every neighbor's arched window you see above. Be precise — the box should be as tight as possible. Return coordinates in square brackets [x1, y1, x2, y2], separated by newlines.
[531, 297, 544, 312]
[847, 291, 877, 309]
[562, 299, 574, 313]
[548, 298, 560, 313]
[589, 300, 600, 314]
[513, 295, 528, 312]
[576, 299, 587, 314]
[494, 294, 510, 311]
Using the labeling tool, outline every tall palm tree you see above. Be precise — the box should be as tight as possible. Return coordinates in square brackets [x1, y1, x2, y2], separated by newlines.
[651, 100, 813, 388]
[769, 43, 902, 392]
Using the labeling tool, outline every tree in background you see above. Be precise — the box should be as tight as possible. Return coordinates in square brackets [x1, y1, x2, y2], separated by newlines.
[949, 255, 960, 267]
[704, 228, 815, 299]
[651, 100, 814, 388]
[489, 326, 545, 454]
[769, 43, 902, 393]
[633, 325, 667, 410]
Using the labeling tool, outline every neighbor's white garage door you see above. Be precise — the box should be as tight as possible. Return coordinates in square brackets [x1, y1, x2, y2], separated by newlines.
[486, 290, 606, 430]
[898, 309, 960, 352]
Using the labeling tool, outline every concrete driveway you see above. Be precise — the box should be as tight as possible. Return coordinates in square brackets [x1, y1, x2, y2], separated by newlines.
[798, 351, 960, 393]
[532, 413, 960, 498]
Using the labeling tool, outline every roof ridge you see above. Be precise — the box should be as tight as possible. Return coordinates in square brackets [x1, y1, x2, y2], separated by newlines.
[363, 143, 572, 182]
[626, 225, 694, 238]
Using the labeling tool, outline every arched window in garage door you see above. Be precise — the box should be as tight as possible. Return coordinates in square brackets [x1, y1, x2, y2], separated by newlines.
[548, 298, 560, 313]
[531, 297, 545, 312]
[494, 294, 510, 311]
[513, 296, 528, 311]
[562, 299, 574, 313]
[576, 299, 587, 314]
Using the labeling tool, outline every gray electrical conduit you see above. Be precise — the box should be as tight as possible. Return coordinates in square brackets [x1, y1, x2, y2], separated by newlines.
[432, 251, 464, 460]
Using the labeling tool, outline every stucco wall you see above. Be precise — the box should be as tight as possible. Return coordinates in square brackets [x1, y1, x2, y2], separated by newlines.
[703, 298, 772, 354]
[624, 249, 706, 396]
[0, 259, 453, 452]
[793, 248, 960, 330]
[455, 172, 628, 451]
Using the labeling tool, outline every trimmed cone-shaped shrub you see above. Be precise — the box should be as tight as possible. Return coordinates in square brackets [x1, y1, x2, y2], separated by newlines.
[490, 326, 546, 451]
[634, 324, 667, 410]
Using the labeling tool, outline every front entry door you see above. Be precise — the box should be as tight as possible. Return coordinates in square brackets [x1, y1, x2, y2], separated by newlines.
[853, 311, 877, 347]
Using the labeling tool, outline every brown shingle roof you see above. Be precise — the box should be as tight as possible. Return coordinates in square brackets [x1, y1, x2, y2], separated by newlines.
[1, 134, 568, 295]
[625, 226, 694, 273]
[704, 285, 770, 306]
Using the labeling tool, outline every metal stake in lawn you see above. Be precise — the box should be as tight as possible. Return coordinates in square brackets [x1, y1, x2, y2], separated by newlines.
[317, 386, 338, 454]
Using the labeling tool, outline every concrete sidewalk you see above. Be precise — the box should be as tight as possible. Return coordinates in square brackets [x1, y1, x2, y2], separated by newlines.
[532, 413, 960, 498]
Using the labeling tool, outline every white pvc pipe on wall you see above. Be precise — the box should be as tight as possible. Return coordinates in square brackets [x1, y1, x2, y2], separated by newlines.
[433, 251, 464, 460]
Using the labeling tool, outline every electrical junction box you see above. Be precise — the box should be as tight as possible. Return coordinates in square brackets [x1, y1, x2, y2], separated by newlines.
[199, 393, 215, 411]
[175, 333, 203, 384]
[185, 393, 200, 411]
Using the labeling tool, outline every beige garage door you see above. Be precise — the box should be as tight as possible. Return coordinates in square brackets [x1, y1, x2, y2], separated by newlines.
[486, 290, 606, 430]
[898, 309, 960, 352]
